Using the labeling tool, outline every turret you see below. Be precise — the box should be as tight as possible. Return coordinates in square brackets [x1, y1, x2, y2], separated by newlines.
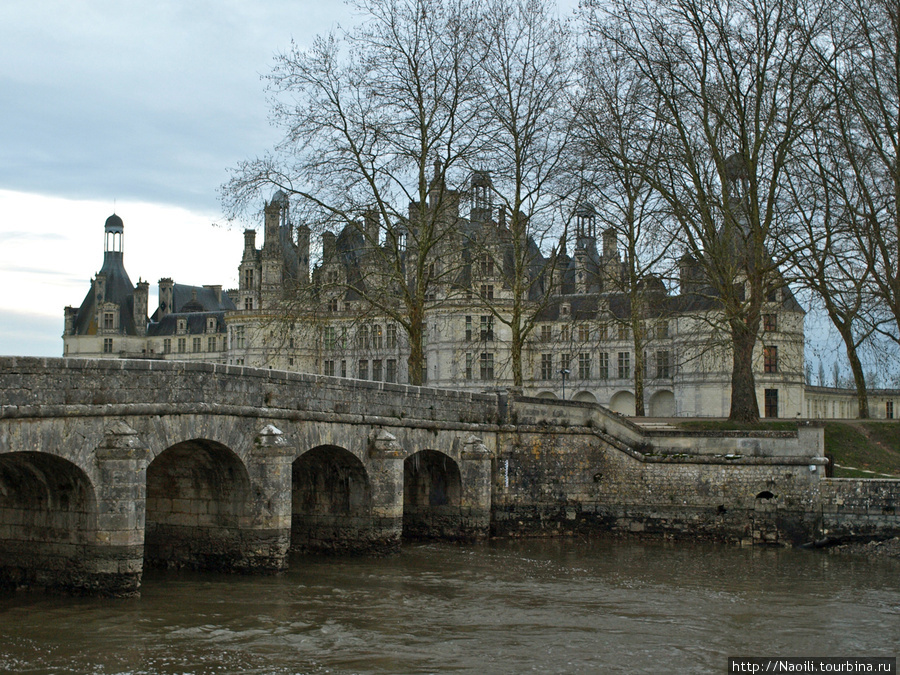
[470, 171, 493, 224]
[133, 280, 149, 335]
[158, 278, 174, 319]
[574, 203, 599, 294]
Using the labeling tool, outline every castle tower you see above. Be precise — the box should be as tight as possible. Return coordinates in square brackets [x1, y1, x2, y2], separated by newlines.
[574, 203, 599, 294]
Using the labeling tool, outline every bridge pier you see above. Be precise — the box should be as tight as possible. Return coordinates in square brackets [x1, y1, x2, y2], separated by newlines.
[244, 425, 292, 571]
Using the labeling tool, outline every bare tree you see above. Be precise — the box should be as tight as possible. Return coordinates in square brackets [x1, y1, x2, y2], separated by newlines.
[222, 0, 486, 385]
[582, 0, 833, 421]
[462, 0, 576, 387]
[575, 32, 677, 416]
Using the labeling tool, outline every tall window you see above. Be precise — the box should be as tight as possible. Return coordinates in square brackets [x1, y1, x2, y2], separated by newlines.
[763, 313, 778, 331]
[233, 325, 245, 349]
[540, 325, 552, 342]
[465, 353, 473, 380]
[243, 268, 254, 289]
[578, 325, 591, 342]
[163, 338, 172, 354]
[358, 360, 368, 380]
[480, 254, 494, 277]
[560, 325, 570, 342]
[358, 325, 369, 349]
[341, 360, 347, 378]
[103, 338, 113, 353]
[207, 336, 217, 352]
[598, 352, 609, 379]
[372, 359, 383, 382]
[329, 298, 339, 312]
[193, 337, 201, 353]
[103, 312, 115, 330]
[372, 325, 383, 349]
[656, 351, 671, 378]
[324, 360, 336, 376]
[480, 315, 494, 341]
[764, 388, 779, 418]
[618, 324, 630, 341]
[324, 326, 337, 349]
[480, 352, 494, 380]
[178, 338, 186, 353]
[465, 316, 473, 341]
[541, 354, 553, 380]
[244, 297, 253, 311]
[386, 359, 397, 383]
[887, 401, 894, 420]
[617, 352, 631, 379]
[656, 321, 669, 339]
[578, 353, 591, 379]
[480, 284, 494, 300]
[386, 324, 397, 348]
[597, 322, 608, 341]
[764, 346, 778, 373]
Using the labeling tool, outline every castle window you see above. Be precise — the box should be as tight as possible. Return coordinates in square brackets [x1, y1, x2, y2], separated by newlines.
[617, 352, 631, 379]
[618, 324, 630, 341]
[541, 354, 553, 380]
[764, 346, 778, 373]
[656, 321, 669, 339]
[358, 359, 368, 380]
[465, 353, 473, 380]
[326, 270, 339, 285]
[324, 360, 335, 376]
[480, 315, 494, 341]
[208, 336, 217, 352]
[386, 324, 397, 348]
[177, 319, 186, 333]
[764, 388, 779, 418]
[372, 325, 383, 349]
[163, 338, 172, 354]
[465, 316, 473, 341]
[103, 312, 115, 330]
[541, 325, 552, 342]
[372, 359, 383, 381]
[479, 352, 494, 380]
[887, 401, 894, 419]
[341, 360, 347, 378]
[767, 287, 779, 303]
[480, 284, 494, 300]
[578, 353, 591, 379]
[193, 337, 201, 353]
[324, 326, 337, 349]
[560, 325, 570, 342]
[178, 338, 186, 353]
[329, 298, 339, 312]
[207, 318, 216, 332]
[598, 352, 609, 379]
[243, 269, 254, 289]
[103, 338, 113, 353]
[358, 325, 369, 349]
[578, 325, 591, 342]
[763, 313, 778, 331]
[233, 325, 245, 349]
[656, 350, 671, 378]
[244, 297, 253, 311]
[598, 322, 608, 341]
[480, 254, 494, 277]
[386, 359, 397, 383]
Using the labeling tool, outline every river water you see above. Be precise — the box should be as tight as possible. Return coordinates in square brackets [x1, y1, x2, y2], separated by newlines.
[1, 539, 897, 674]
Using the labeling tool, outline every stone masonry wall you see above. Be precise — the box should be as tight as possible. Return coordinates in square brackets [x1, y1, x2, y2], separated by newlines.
[819, 478, 900, 541]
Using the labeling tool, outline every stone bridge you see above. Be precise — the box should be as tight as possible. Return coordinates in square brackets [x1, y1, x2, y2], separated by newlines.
[1, 357, 897, 596]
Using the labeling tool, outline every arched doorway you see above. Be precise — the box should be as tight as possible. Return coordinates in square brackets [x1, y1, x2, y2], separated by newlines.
[649, 390, 676, 417]
[0, 452, 96, 592]
[403, 450, 462, 540]
[609, 390, 636, 416]
[145, 439, 251, 571]
[292, 445, 376, 554]
[573, 391, 597, 403]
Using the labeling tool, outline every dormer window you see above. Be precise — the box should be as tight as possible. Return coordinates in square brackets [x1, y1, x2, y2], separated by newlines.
[207, 317, 216, 332]
[177, 319, 186, 333]
[103, 312, 115, 330]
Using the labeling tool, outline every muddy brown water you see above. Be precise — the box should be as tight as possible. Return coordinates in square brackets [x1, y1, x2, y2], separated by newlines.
[1, 538, 897, 674]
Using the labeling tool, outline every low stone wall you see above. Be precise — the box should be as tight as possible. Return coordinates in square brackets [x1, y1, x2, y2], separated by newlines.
[493, 426, 825, 545]
[819, 478, 900, 541]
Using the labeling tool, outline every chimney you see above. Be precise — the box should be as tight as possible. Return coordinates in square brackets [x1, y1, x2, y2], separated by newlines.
[158, 278, 175, 319]
[133, 280, 149, 335]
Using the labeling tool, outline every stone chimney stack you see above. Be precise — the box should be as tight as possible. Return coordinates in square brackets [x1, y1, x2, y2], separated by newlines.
[158, 278, 175, 319]
[133, 280, 149, 335]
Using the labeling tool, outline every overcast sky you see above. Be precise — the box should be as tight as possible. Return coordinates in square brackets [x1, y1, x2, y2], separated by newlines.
[0, 0, 867, 379]
[0, 0, 365, 356]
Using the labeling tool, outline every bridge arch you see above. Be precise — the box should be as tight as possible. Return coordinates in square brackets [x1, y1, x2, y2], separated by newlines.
[144, 438, 252, 571]
[291, 445, 378, 553]
[0, 452, 97, 592]
[403, 449, 463, 540]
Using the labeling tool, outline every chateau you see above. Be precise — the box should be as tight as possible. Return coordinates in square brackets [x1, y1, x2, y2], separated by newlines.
[62, 172, 824, 418]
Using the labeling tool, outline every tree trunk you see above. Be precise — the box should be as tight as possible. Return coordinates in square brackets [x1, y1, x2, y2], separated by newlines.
[407, 308, 425, 386]
[729, 320, 760, 422]
[632, 317, 646, 416]
[838, 325, 870, 419]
